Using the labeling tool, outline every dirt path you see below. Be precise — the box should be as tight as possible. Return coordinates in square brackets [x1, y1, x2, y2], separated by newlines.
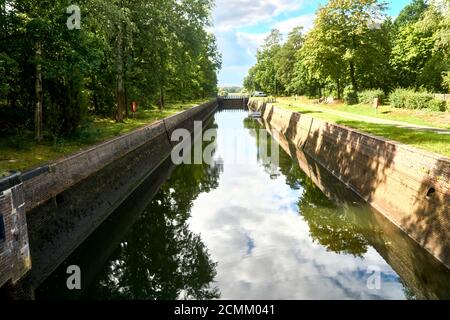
[297, 104, 450, 135]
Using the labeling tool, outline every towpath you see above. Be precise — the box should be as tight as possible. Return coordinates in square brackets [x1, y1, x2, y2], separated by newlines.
[290, 103, 450, 135]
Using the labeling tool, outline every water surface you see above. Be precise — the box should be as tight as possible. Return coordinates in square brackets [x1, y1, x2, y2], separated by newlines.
[37, 110, 450, 300]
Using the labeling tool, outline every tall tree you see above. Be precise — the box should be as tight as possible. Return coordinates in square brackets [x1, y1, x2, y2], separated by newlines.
[0, 0, 220, 137]
[253, 29, 283, 95]
[274, 27, 305, 95]
[391, 0, 449, 91]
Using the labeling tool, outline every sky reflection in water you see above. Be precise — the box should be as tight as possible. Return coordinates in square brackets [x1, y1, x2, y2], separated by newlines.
[187, 111, 406, 300]
[38, 110, 450, 300]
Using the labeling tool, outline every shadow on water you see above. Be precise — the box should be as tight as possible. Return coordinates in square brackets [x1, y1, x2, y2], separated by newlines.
[37, 110, 449, 300]
[36, 122, 223, 300]
[259, 118, 450, 300]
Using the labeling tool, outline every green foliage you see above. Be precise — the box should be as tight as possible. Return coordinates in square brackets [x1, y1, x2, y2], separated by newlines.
[391, 1, 449, 91]
[219, 87, 242, 94]
[0, 0, 220, 137]
[251, 29, 284, 96]
[274, 26, 304, 95]
[389, 88, 446, 111]
[358, 89, 386, 105]
[244, 0, 450, 102]
[394, 0, 428, 30]
[344, 87, 358, 105]
[443, 71, 450, 93]
[0, 170, 9, 178]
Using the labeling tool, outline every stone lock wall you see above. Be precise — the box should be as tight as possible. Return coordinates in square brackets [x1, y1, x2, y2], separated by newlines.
[0, 174, 31, 288]
[217, 97, 249, 110]
[1, 100, 217, 289]
[249, 99, 450, 268]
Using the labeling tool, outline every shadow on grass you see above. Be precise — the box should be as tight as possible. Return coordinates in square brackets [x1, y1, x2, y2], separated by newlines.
[293, 110, 323, 115]
[336, 120, 450, 157]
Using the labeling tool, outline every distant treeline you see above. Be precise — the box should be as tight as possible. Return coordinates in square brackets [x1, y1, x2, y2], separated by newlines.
[219, 86, 243, 94]
[244, 0, 450, 103]
[0, 0, 221, 138]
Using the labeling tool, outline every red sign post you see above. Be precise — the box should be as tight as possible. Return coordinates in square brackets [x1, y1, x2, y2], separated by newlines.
[131, 100, 138, 117]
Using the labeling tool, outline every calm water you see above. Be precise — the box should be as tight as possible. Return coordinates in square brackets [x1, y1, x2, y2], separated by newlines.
[37, 110, 450, 300]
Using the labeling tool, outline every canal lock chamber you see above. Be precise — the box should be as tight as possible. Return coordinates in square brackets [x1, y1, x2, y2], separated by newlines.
[31, 107, 450, 300]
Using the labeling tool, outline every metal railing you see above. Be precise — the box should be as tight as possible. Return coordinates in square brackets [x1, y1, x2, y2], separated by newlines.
[221, 95, 250, 100]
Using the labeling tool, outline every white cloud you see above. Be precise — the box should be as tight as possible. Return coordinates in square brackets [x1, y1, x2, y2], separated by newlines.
[218, 65, 253, 87]
[273, 13, 316, 33]
[233, 13, 316, 59]
[185, 112, 407, 300]
[236, 31, 269, 56]
[212, 1, 316, 86]
[213, 0, 306, 31]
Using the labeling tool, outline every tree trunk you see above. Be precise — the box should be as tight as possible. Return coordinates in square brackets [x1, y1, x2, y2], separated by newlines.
[34, 41, 43, 142]
[349, 61, 358, 92]
[115, 24, 126, 122]
[125, 85, 129, 118]
[159, 87, 165, 110]
[336, 78, 341, 100]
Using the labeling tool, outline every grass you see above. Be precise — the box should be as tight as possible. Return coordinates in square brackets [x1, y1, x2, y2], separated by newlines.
[275, 97, 450, 129]
[0, 99, 209, 173]
[336, 121, 450, 157]
[0, 169, 9, 178]
[262, 97, 450, 157]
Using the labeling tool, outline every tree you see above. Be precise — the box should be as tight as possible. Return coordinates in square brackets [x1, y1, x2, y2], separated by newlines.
[243, 66, 259, 93]
[391, 0, 449, 91]
[307, 0, 389, 93]
[274, 27, 304, 95]
[252, 29, 283, 95]
[394, 0, 428, 30]
[244, 0, 393, 99]
[0, 0, 220, 137]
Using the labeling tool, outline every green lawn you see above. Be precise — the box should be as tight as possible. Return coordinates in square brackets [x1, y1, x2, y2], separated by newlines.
[275, 97, 450, 129]
[336, 121, 450, 157]
[0, 99, 209, 174]
[266, 97, 450, 158]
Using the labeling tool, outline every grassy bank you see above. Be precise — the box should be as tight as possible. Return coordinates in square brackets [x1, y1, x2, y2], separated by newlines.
[0, 99, 210, 173]
[263, 97, 450, 157]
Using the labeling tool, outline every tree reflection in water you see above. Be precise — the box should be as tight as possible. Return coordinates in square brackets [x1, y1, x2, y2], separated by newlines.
[85, 128, 223, 300]
[253, 125, 370, 258]
[281, 150, 369, 257]
[256, 118, 450, 300]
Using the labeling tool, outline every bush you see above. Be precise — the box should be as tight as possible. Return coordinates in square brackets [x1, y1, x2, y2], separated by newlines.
[428, 99, 447, 112]
[358, 89, 385, 105]
[344, 87, 358, 105]
[389, 88, 409, 108]
[389, 88, 446, 111]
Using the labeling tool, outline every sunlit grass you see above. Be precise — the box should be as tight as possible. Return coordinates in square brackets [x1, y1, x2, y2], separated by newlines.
[267, 97, 450, 158]
[0, 99, 209, 173]
[275, 97, 450, 130]
[336, 121, 450, 157]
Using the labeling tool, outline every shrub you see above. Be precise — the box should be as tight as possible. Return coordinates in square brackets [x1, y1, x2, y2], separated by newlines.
[428, 99, 447, 112]
[389, 88, 446, 111]
[70, 121, 101, 144]
[358, 89, 385, 105]
[389, 88, 409, 109]
[344, 87, 358, 105]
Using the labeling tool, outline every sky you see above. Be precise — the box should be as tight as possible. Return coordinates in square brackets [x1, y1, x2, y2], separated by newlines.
[212, 0, 413, 87]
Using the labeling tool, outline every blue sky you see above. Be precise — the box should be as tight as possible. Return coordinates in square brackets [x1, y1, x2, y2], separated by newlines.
[212, 0, 413, 87]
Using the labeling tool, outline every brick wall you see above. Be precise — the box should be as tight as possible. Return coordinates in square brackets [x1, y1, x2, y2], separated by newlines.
[22, 100, 217, 287]
[267, 124, 450, 299]
[0, 174, 31, 288]
[250, 99, 450, 268]
[217, 97, 249, 110]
